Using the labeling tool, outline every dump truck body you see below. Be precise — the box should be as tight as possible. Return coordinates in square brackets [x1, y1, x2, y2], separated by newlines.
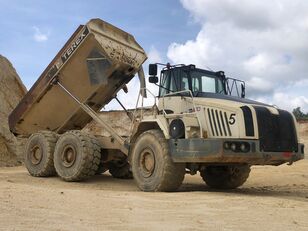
[9, 18, 147, 136]
[9, 18, 304, 192]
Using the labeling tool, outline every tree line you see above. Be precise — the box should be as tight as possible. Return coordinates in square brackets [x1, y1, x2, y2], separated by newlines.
[292, 107, 308, 120]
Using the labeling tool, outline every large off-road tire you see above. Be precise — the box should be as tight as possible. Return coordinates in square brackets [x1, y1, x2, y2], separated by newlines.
[24, 131, 58, 177]
[200, 165, 251, 189]
[54, 131, 101, 182]
[131, 129, 185, 192]
[108, 160, 133, 179]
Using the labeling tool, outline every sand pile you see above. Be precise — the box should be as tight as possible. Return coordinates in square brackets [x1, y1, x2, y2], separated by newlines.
[0, 55, 27, 166]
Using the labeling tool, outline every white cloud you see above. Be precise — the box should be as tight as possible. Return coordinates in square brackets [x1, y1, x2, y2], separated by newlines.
[243, 53, 272, 76]
[246, 77, 273, 94]
[147, 46, 163, 64]
[167, 0, 308, 111]
[168, 31, 222, 68]
[33, 26, 49, 42]
[272, 93, 308, 112]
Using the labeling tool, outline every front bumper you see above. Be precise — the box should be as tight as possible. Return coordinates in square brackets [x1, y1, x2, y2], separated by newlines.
[169, 138, 304, 165]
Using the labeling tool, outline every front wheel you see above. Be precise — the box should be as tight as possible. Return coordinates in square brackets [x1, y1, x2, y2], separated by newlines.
[131, 129, 185, 192]
[200, 165, 251, 189]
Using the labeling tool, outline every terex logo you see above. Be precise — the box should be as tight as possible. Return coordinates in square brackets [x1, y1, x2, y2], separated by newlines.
[61, 27, 89, 63]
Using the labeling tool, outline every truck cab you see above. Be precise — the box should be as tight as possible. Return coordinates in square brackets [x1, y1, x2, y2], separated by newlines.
[145, 63, 304, 163]
[158, 64, 228, 97]
[128, 63, 305, 191]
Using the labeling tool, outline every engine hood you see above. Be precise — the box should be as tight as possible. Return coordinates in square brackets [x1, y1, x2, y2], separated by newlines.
[194, 93, 270, 107]
[192, 93, 278, 113]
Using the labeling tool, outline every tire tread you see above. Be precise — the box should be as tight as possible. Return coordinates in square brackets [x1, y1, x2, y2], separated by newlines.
[54, 130, 101, 182]
[200, 165, 250, 189]
[25, 131, 58, 177]
[132, 129, 185, 192]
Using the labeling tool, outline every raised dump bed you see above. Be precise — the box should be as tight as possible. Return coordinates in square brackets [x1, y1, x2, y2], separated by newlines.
[9, 18, 147, 136]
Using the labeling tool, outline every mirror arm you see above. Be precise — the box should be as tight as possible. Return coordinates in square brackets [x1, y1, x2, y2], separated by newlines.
[138, 66, 147, 98]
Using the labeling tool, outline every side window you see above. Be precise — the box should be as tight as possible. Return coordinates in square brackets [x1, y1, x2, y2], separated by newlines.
[216, 79, 224, 94]
[159, 73, 169, 96]
[192, 77, 200, 91]
[169, 76, 177, 92]
[201, 76, 216, 93]
[181, 76, 189, 91]
[170, 69, 181, 92]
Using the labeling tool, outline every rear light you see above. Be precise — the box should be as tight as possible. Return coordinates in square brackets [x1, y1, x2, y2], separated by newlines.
[283, 152, 292, 158]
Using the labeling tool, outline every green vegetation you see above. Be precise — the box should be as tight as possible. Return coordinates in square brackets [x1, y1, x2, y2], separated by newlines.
[292, 107, 308, 120]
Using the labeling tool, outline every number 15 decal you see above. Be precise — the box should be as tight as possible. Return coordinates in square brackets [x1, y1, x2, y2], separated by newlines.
[229, 113, 236, 125]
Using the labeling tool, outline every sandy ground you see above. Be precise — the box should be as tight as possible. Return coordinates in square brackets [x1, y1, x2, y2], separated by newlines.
[1, 160, 308, 231]
[0, 122, 306, 231]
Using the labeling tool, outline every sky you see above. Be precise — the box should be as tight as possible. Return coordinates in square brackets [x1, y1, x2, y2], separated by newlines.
[0, 0, 307, 112]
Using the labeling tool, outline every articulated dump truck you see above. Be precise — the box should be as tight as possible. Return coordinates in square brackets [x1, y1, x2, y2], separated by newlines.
[9, 18, 304, 192]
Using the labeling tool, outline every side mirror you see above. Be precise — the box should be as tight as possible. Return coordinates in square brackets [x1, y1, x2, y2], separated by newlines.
[241, 83, 245, 98]
[149, 64, 158, 76]
[149, 76, 158, 83]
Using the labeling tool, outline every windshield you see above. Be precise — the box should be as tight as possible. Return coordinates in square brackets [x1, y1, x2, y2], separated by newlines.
[159, 68, 225, 97]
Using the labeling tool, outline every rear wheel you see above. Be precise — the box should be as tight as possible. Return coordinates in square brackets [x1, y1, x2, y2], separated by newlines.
[54, 131, 101, 182]
[200, 165, 250, 189]
[131, 129, 185, 192]
[24, 131, 58, 177]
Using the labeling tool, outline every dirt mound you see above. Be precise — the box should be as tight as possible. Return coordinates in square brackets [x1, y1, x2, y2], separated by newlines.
[0, 55, 27, 166]
[84, 110, 132, 137]
[83, 108, 153, 137]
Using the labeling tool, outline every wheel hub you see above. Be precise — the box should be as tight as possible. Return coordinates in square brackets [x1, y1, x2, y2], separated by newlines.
[62, 145, 77, 168]
[30, 145, 42, 165]
[139, 148, 155, 178]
